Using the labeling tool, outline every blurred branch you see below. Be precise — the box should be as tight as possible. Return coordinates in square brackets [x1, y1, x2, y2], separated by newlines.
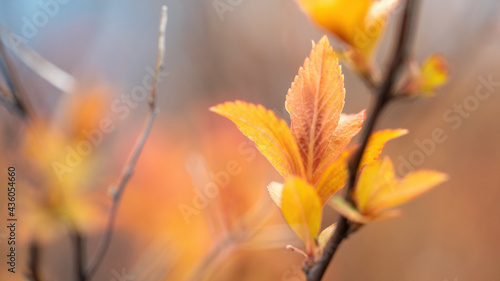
[73, 231, 86, 281]
[0, 34, 29, 119]
[0, 25, 76, 94]
[27, 240, 44, 281]
[85, 6, 168, 280]
[305, 0, 421, 280]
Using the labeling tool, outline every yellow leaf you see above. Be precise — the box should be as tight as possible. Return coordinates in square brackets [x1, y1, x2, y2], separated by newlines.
[211, 101, 305, 178]
[367, 170, 448, 214]
[360, 129, 408, 168]
[351, 157, 447, 222]
[329, 196, 368, 224]
[317, 223, 337, 251]
[354, 157, 396, 212]
[281, 177, 322, 255]
[285, 35, 345, 181]
[267, 181, 284, 208]
[297, 0, 371, 50]
[405, 54, 449, 96]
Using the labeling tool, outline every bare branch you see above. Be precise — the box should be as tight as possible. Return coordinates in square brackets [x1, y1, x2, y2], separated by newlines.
[85, 6, 168, 280]
[26, 240, 44, 281]
[0, 25, 76, 94]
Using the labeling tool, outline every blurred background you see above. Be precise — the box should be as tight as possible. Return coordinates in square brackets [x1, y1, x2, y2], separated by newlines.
[1, 0, 500, 280]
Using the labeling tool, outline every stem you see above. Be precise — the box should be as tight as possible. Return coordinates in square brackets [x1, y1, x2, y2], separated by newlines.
[27, 241, 43, 281]
[0, 34, 29, 119]
[85, 6, 168, 279]
[73, 231, 86, 281]
[306, 1, 420, 280]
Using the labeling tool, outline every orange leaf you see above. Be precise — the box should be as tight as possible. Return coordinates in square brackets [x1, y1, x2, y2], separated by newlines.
[360, 129, 408, 168]
[316, 110, 365, 178]
[211, 101, 305, 178]
[281, 177, 322, 255]
[285, 35, 346, 181]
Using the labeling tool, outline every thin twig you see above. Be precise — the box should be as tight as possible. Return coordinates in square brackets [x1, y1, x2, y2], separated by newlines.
[306, 1, 420, 280]
[85, 6, 168, 280]
[73, 230, 86, 281]
[27, 240, 43, 281]
[0, 36, 29, 118]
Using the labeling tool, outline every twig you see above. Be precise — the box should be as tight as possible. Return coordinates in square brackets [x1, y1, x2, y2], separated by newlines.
[85, 6, 168, 279]
[73, 231, 86, 281]
[305, 0, 420, 280]
[0, 36, 29, 118]
[27, 240, 43, 281]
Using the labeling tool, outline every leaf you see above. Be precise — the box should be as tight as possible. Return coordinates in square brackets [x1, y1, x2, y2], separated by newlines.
[354, 157, 396, 213]
[297, 0, 371, 49]
[267, 181, 283, 208]
[316, 110, 365, 177]
[329, 196, 368, 224]
[367, 170, 448, 214]
[281, 177, 322, 255]
[419, 54, 449, 93]
[314, 151, 349, 206]
[211, 101, 305, 178]
[360, 129, 408, 168]
[285, 35, 346, 181]
[368, 0, 402, 21]
[317, 223, 337, 251]
[403, 54, 449, 97]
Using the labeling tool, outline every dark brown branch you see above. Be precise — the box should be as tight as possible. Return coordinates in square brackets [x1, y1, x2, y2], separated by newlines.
[85, 6, 168, 280]
[306, 1, 421, 280]
[73, 231, 86, 281]
[27, 240, 43, 281]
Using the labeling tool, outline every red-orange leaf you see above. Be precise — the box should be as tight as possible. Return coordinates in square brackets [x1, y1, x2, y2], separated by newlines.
[286, 35, 346, 181]
[316, 110, 365, 178]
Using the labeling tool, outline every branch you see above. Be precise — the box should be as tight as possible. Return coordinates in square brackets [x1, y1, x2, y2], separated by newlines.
[27, 240, 43, 281]
[85, 6, 168, 280]
[0, 35, 29, 119]
[73, 231, 86, 281]
[306, 1, 421, 280]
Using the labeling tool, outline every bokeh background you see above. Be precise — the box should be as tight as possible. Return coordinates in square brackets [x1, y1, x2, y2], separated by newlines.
[1, 0, 500, 280]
